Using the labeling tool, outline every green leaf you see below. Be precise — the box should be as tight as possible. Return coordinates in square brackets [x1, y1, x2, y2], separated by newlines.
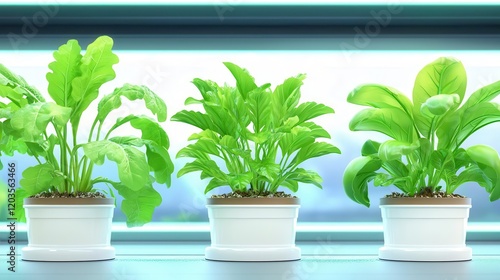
[453, 165, 491, 194]
[219, 85, 251, 130]
[108, 135, 173, 186]
[10, 102, 71, 141]
[455, 102, 500, 148]
[83, 140, 149, 191]
[421, 94, 460, 117]
[70, 36, 119, 133]
[108, 180, 162, 227]
[143, 140, 173, 186]
[0, 104, 15, 118]
[430, 149, 454, 171]
[283, 116, 300, 129]
[374, 173, 390, 187]
[466, 145, 500, 201]
[0, 63, 44, 103]
[46, 39, 82, 107]
[97, 84, 167, 123]
[361, 140, 381, 156]
[14, 188, 29, 222]
[293, 142, 341, 165]
[343, 156, 382, 207]
[300, 122, 331, 139]
[286, 168, 323, 189]
[349, 108, 416, 143]
[382, 160, 410, 185]
[430, 149, 457, 190]
[228, 172, 253, 191]
[203, 104, 238, 137]
[412, 57, 466, 137]
[0, 129, 28, 157]
[188, 129, 220, 143]
[220, 135, 239, 150]
[254, 160, 280, 182]
[279, 130, 314, 157]
[177, 159, 226, 182]
[272, 75, 305, 125]
[438, 102, 500, 150]
[0, 85, 28, 109]
[281, 178, 299, 192]
[292, 102, 334, 125]
[109, 136, 144, 147]
[192, 78, 219, 102]
[205, 178, 228, 194]
[107, 114, 137, 132]
[453, 148, 471, 170]
[247, 86, 272, 132]
[176, 145, 210, 161]
[177, 138, 220, 159]
[348, 84, 414, 116]
[184, 97, 203, 105]
[462, 80, 500, 110]
[416, 138, 432, 164]
[223, 62, 257, 100]
[171, 110, 217, 133]
[130, 116, 170, 148]
[19, 163, 59, 194]
[247, 131, 271, 144]
[378, 140, 419, 162]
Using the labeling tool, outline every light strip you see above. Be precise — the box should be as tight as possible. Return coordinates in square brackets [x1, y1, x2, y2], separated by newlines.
[3, 222, 500, 233]
[1, 0, 500, 6]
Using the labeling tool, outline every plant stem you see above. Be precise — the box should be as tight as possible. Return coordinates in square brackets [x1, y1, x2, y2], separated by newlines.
[52, 125, 70, 192]
[88, 118, 100, 143]
[427, 118, 437, 187]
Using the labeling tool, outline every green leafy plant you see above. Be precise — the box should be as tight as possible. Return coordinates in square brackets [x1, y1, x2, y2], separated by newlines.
[172, 62, 340, 195]
[343, 57, 500, 207]
[0, 36, 173, 226]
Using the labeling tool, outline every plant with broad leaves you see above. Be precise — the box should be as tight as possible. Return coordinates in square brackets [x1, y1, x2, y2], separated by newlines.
[0, 36, 173, 226]
[172, 62, 340, 195]
[343, 57, 500, 207]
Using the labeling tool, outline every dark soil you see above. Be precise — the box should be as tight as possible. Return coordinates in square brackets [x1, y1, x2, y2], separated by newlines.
[386, 187, 465, 198]
[211, 190, 296, 198]
[30, 191, 107, 199]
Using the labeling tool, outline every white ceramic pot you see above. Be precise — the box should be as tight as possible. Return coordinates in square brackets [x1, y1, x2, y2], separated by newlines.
[205, 197, 301, 261]
[22, 198, 115, 262]
[379, 197, 472, 262]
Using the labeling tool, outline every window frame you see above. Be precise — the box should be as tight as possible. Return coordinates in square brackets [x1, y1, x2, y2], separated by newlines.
[1, 3, 500, 241]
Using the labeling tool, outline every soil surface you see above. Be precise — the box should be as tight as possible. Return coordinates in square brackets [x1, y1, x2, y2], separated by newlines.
[386, 187, 465, 198]
[30, 191, 107, 199]
[211, 190, 296, 198]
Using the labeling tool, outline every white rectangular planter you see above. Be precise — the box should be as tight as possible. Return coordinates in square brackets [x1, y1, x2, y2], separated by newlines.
[22, 198, 115, 262]
[205, 197, 301, 261]
[379, 197, 472, 262]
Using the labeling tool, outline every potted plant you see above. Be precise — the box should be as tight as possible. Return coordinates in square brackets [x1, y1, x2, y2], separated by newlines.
[172, 62, 340, 261]
[343, 57, 500, 261]
[0, 36, 173, 261]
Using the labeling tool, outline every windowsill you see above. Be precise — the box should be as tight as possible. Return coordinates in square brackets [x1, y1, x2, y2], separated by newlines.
[2, 242, 500, 279]
[3, 222, 500, 241]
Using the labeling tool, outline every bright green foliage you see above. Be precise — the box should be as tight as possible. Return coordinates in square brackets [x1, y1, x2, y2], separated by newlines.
[0, 36, 173, 227]
[172, 62, 340, 195]
[343, 57, 500, 207]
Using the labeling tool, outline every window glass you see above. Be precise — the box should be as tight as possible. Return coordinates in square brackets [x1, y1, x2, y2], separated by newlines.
[2, 49, 500, 223]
